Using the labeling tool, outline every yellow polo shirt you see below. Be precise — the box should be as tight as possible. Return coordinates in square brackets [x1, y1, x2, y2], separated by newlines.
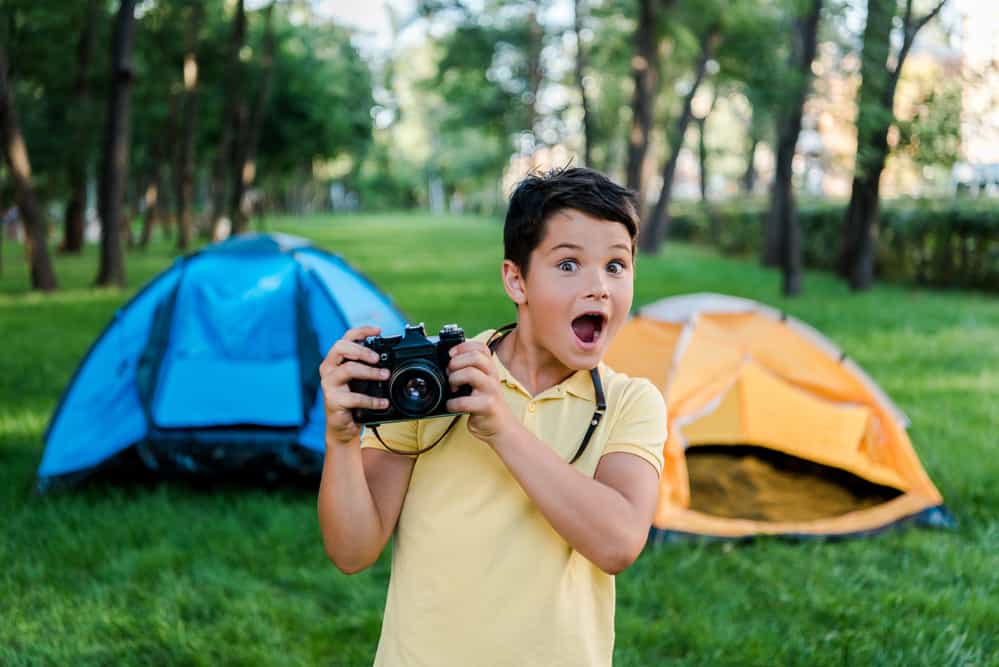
[360, 330, 667, 667]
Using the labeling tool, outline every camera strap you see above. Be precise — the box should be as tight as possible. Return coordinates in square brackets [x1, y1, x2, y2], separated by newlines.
[369, 417, 460, 457]
[488, 323, 605, 465]
[371, 324, 605, 463]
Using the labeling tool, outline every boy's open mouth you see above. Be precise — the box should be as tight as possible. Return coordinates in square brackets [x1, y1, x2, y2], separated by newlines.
[571, 312, 607, 345]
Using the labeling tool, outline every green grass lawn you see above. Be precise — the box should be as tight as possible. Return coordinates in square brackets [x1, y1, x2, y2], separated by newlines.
[2, 213, 997, 666]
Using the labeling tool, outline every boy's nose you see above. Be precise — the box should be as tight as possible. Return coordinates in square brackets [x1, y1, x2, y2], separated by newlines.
[585, 274, 610, 300]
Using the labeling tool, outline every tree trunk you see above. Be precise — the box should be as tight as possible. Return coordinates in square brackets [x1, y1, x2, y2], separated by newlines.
[770, 144, 802, 292]
[838, 0, 945, 290]
[0, 46, 58, 290]
[742, 134, 758, 195]
[96, 0, 136, 287]
[231, 2, 275, 235]
[625, 0, 668, 200]
[696, 113, 722, 246]
[141, 93, 179, 249]
[697, 116, 707, 202]
[836, 0, 891, 286]
[639, 25, 719, 255]
[780, 189, 803, 295]
[209, 0, 246, 240]
[160, 92, 180, 240]
[138, 180, 158, 248]
[572, 0, 594, 167]
[526, 1, 543, 165]
[763, 0, 823, 288]
[176, 0, 203, 250]
[61, 0, 99, 254]
[844, 156, 885, 290]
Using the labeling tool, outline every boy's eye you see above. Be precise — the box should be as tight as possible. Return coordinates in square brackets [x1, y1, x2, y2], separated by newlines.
[558, 260, 579, 272]
[607, 260, 627, 274]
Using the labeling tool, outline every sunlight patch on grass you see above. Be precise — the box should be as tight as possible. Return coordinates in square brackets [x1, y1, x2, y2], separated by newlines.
[0, 409, 48, 441]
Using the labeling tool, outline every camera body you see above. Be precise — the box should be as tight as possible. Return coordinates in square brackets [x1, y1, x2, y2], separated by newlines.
[349, 323, 472, 425]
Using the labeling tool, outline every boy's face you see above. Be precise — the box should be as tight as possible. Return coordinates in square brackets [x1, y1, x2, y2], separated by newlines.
[503, 208, 635, 371]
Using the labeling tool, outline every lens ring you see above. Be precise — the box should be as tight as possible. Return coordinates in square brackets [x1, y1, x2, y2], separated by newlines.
[389, 361, 445, 418]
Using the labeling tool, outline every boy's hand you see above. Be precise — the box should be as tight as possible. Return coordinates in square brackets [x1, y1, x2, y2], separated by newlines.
[446, 340, 513, 445]
[319, 325, 392, 447]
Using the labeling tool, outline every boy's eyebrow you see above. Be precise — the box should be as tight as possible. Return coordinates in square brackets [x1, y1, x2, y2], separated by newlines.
[547, 242, 632, 254]
[547, 242, 583, 254]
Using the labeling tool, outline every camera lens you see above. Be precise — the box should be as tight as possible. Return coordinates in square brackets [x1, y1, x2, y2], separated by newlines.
[403, 376, 430, 401]
[389, 361, 445, 418]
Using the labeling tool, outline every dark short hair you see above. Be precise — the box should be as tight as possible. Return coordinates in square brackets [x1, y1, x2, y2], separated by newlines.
[503, 167, 639, 275]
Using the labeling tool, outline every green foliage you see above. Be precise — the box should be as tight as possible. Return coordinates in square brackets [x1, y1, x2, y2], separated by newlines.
[371, 1, 546, 210]
[130, 0, 209, 187]
[0, 1, 374, 214]
[352, 140, 424, 211]
[433, 21, 530, 138]
[423, 9, 532, 174]
[577, 1, 635, 172]
[2, 0, 111, 199]
[896, 81, 963, 169]
[2, 215, 999, 664]
[258, 11, 373, 184]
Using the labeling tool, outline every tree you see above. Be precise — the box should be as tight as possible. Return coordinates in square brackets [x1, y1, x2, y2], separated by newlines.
[230, 2, 277, 234]
[61, 0, 100, 254]
[209, 0, 246, 239]
[740, 100, 767, 195]
[639, 21, 720, 254]
[96, 0, 137, 287]
[837, 0, 947, 291]
[175, 0, 204, 250]
[572, 0, 594, 166]
[415, 3, 534, 199]
[625, 0, 675, 200]
[138, 93, 177, 249]
[0, 44, 58, 290]
[525, 0, 544, 162]
[764, 0, 824, 296]
[692, 87, 719, 242]
[257, 12, 373, 206]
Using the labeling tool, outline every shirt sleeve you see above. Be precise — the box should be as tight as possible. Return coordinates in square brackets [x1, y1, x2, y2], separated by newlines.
[360, 418, 421, 454]
[600, 378, 668, 476]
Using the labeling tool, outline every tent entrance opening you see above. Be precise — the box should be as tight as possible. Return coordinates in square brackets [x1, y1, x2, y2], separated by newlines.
[686, 445, 903, 522]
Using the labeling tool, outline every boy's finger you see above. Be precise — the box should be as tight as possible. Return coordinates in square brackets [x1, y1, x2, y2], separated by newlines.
[331, 390, 390, 411]
[446, 396, 485, 414]
[321, 339, 380, 373]
[344, 325, 382, 342]
[448, 350, 496, 376]
[328, 361, 391, 385]
[448, 340, 489, 358]
[447, 366, 489, 390]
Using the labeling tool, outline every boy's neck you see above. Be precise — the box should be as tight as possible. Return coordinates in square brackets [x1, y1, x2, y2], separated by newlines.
[495, 321, 577, 397]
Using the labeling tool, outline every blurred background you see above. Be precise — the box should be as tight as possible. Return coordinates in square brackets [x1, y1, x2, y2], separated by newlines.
[1, 0, 997, 296]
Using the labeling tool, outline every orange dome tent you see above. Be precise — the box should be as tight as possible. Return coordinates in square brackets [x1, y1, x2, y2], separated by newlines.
[605, 293, 950, 539]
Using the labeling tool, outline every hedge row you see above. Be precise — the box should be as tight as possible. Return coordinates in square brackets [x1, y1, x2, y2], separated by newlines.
[668, 199, 999, 292]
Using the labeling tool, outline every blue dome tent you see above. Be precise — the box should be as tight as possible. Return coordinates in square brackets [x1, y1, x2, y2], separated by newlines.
[37, 233, 406, 490]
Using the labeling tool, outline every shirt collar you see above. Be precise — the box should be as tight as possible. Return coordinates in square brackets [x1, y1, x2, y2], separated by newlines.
[489, 336, 597, 402]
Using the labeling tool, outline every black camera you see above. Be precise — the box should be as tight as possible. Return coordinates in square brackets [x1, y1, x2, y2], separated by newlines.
[349, 323, 472, 425]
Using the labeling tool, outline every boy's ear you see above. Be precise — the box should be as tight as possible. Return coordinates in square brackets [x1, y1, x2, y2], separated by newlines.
[501, 259, 527, 305]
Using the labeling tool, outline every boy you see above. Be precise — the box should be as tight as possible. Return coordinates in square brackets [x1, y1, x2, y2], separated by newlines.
[317, 167, 667, 666]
